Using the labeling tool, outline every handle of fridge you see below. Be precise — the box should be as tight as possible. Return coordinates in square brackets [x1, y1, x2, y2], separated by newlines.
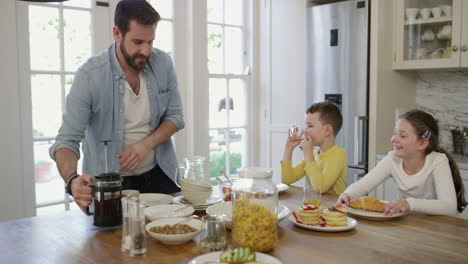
[354, 116, 368, 166]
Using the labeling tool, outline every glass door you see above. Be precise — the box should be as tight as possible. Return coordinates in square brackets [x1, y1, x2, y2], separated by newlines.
[394, 0, 462, 69]
[17, 0, 109, 215]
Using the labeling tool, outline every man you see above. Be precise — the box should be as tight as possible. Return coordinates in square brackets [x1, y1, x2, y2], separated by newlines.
[49, 0, 184, 214]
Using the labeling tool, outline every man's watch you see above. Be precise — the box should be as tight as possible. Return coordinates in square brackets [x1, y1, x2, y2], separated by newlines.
[65, 172, 80, 196]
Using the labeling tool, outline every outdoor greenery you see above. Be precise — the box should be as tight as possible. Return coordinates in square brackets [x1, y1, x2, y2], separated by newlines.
[210, 152, 241, 178]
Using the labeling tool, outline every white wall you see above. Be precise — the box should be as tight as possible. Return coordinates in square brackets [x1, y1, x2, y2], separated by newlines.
[0, 0, 33, 221]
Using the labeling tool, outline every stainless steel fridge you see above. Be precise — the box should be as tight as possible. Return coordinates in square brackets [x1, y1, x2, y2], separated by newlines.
[306, 0, 369, 185]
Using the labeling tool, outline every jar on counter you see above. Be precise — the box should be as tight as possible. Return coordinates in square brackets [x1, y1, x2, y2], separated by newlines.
[231, 167, 278, 252]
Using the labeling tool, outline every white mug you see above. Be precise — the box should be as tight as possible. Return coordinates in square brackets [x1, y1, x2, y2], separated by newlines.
[405, 8, 419, 20]
[432, 7, 442, 18]
[420, 8, 432, 19]
[441, 5, 452, 17]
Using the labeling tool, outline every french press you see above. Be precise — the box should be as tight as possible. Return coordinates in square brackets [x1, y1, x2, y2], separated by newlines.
[87, 141, 122, 227]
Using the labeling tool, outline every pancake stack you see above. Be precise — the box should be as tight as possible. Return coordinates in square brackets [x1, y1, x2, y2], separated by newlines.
[297, 205, 321, 225]
[321, 207, 347, 227]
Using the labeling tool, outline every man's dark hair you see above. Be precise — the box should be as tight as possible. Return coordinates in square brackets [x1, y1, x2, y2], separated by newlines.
[306, 101, 343, 136]
[114, 0, 161, 36]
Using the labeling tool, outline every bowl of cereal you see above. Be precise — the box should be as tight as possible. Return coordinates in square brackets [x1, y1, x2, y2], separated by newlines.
[146, 217, 203, 245]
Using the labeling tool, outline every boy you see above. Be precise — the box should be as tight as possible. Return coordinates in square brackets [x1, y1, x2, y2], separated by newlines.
[281, 101, 347, 195]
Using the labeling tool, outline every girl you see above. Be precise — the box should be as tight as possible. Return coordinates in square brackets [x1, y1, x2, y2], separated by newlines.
[337, 109, 467, 216]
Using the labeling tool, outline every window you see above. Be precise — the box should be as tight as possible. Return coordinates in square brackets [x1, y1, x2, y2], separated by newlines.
[148, 0, 174, 56]
[18, 0, 95, 215]
[207, 0, 250, 178]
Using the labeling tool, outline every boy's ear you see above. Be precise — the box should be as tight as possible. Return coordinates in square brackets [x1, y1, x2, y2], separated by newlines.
[325, 124, 334, 137]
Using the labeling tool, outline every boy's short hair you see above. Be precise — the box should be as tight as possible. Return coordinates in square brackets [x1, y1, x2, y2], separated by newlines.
[306, 101, 343, 136]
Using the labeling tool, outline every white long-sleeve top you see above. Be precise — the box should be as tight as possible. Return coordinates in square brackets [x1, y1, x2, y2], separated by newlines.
[344, 151, 457, 216]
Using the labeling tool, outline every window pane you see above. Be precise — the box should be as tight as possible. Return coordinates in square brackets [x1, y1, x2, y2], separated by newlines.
[208, 24, 223, 73]
[64, 9, 92, 71]
[29, 6, 60, 71]
[31, 74, 62, 138]
[209, 78, 227, 128]
[225, 26, 243, 74]
[63, 0, 91, 8]
[207, 0, 223, 23]
[225, 0, 243, 26]
[154, 20, 173, 56]
[209, 129, 227, 178]
[34, 141, 63, 204]
[149, 0, 173, 19]
[229, 128, 245, 175]
[229, 79, 246, 127]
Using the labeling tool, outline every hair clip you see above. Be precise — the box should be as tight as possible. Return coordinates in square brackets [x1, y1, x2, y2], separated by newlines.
[421, 130, 431, 140]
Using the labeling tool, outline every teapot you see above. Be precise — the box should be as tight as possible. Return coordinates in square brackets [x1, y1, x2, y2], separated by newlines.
[437, 25, 452, 40]
[175, 156, 208, 186]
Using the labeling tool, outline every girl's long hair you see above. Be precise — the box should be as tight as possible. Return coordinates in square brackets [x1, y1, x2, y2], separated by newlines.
[400, 109, 467, 213]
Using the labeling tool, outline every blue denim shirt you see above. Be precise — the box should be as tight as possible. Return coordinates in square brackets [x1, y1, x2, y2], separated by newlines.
[49, 43, 184, 183]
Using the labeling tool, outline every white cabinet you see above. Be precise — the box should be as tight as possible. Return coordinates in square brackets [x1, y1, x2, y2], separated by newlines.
[393, 0, 468, 69]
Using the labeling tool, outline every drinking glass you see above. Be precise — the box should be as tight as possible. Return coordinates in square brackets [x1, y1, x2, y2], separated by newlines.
[289, 125, 305, 142]
[198, 215, 227, 253]
[303, 184, 321, 207]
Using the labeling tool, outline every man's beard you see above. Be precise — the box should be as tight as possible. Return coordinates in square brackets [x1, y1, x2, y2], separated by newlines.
[120, 40, 148, 71]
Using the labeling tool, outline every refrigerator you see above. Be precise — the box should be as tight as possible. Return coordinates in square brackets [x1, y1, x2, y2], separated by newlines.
[306, 0, 369, 185]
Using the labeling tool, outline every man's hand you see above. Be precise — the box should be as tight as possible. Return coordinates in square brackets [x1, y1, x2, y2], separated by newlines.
[119, 141, 151, 171]
[71, 174, 94, 215]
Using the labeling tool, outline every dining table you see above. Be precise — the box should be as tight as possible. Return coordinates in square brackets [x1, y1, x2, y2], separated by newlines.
[1, 186, 467, 264]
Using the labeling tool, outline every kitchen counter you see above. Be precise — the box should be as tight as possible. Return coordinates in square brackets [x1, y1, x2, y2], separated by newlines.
[1, 187, 467, 264]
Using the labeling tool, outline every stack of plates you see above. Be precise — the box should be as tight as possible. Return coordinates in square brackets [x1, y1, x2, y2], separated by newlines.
[173, 195, 222, 211]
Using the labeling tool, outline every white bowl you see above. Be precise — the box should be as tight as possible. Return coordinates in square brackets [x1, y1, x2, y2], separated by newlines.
[145, 204, 195, 221]
[206, 201, 291, 229]
[182, 190, 213, 205]
[181, 183, 213, 192]
[139, 193, 174, 207]
[181, 178, 212, 189]
[146, 217, 203, 245]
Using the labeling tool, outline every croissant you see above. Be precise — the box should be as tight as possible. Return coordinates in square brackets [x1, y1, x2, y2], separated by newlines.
[350, 196, 385, 213]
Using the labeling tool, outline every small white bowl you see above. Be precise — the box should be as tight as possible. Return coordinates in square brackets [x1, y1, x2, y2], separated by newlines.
[182, 190, 213, 205]
[206, 201, 291, 229]
[146, 218, 202, 245]
[139, 193, 174, 207]
[145, 204, 195, 221]
[181, 178, 212, 189]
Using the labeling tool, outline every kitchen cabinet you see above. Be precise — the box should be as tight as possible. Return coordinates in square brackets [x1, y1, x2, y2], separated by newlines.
[393, 0, 468, 70]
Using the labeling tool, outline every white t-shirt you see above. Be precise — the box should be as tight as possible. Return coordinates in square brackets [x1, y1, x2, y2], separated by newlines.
[344, 151, 458, 216]
[120, 72, 156, 176]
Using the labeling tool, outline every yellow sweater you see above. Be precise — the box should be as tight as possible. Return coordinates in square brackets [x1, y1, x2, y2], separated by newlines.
[281, 145, 347, 195]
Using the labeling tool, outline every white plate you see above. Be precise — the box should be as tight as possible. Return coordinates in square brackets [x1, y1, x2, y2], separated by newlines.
[347, 207, 407, 221]
[188, 251, 283, 264]
[173, 195, 222, 211]
[144, 204, 195, 221]
[289, 215, 357, 232]
[276, 183, 289, 193]
[139, 193, 174, 207]
[206, 202, 290, 229]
